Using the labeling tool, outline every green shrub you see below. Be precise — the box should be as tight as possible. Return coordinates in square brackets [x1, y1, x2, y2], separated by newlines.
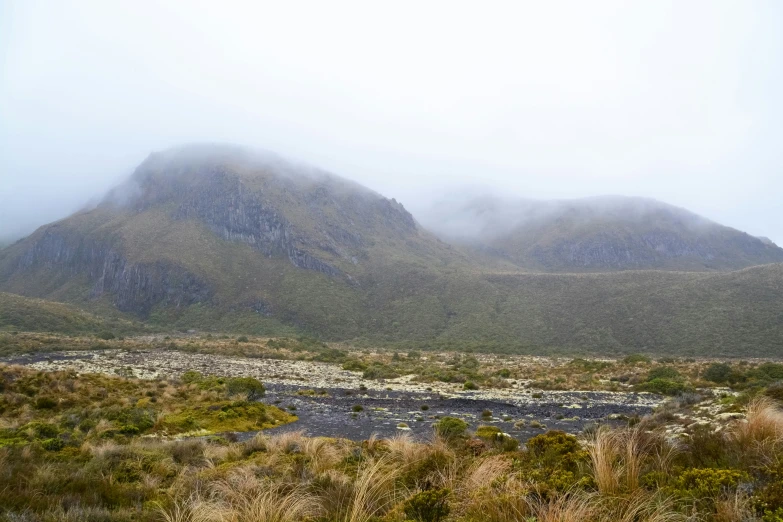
[758, 363, 783, 381]
[435, 417, 468, 440]
[526, 430, 581, 460]
[475, 425, 519, 451]
[40, 438, 64, 451]
[312, 348, 348, 363]
[342, 359, 367, 372]
[34, 396, 57, 409]
[403, 488, 450, 522]
[226, 377, 265, 400]
[97, 331, 115, 340]
[362, 363, 400, 380]
[704, 363, 733, 383]
[352, 404, 364, 412]
[647, 366, 681, 381]
[463, 381, 478, 390]
[765, 382, 783, 403]
[623, 354, 651, 365]
[475, 425, 501, 439]
[670, 468, 748, 498]
[181, 370, 203, 384]
[637, 378, 686, 395]
[27, 422, 60, 439]
[236, 335, 249, 343]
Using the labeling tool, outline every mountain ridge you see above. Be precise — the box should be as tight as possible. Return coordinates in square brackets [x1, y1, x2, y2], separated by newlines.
[421, 194, 783, 272]
[1, 144, 782, 356]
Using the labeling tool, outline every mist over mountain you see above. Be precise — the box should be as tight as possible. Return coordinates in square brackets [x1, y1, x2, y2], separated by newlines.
[419, 194, 783, 272]
[1, 144, 782, 356]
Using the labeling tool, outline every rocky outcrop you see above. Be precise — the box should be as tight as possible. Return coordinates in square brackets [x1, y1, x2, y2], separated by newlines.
[16, 229, 210, 316]
[168, 169, 342, 277]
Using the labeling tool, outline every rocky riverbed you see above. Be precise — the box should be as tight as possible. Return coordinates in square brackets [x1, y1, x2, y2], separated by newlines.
[2, 349, 664, 441]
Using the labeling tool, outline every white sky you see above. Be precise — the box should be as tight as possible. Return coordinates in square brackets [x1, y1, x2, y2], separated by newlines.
[1, 0, 782, 243]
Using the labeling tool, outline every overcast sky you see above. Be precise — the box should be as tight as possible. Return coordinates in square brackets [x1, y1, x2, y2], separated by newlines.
[1, 0, 782, 244]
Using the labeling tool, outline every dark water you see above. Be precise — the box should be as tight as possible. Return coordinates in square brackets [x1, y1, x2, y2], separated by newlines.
[250, 383, 652, 442]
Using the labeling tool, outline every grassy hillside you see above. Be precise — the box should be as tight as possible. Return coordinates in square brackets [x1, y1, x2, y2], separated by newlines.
[0, 292, 143, 335]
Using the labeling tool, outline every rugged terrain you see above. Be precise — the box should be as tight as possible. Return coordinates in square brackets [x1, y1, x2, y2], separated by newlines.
[1, 145, 782, 356]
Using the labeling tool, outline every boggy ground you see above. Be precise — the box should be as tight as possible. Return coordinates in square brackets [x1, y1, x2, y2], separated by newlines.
[5, 348, 660, 442]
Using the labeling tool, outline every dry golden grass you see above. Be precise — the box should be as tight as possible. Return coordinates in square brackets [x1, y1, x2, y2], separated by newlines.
[598, 491, 683, 522]
[713, 491, 756, 522]
[300, 436, 345, 475]
[621, 427, 650, 492]
[386, 432, 426, 468]
[341, 456, 403, 522]
[526, 491, 596, 522]
[462, 455, 511, 493]
[461, 477, 531, 522]
[588, 426, 622, 495]
[162, 468, 322, 522]
[587, 426, 662, 496]
[731, 396, 783, 447]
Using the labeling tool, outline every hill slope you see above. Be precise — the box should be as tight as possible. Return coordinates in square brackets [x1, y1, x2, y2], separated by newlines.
[0, 292, 142, 335]
[0, 145, 782, 356]
[423, 195, 783, 272]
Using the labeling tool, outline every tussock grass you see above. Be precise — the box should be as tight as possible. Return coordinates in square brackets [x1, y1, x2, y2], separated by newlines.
[588, 426, 622, 495]
[526, 491, 596, 522]
[731, 396, 783, 447]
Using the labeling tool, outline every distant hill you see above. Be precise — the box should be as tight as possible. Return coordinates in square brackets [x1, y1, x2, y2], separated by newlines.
[1, 144, 781, 356]
[423, 195, 783, 272]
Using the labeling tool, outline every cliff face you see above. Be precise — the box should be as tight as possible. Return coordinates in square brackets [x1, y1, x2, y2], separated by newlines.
[168, 169, 344, 277]
[121, 148, 417, 278]
[14, 227, 210, 316]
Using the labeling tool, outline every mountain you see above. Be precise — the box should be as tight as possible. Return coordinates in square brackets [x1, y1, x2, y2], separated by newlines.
[1, 144, 782, 356]
[422, 195, 783, 272]
[0, 144, 478, 338]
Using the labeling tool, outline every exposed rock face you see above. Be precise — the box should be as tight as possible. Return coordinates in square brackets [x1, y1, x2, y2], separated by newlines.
[120, 148, 417, 279]
[16, 228, 210, 316]
[169, 169, 342, 277]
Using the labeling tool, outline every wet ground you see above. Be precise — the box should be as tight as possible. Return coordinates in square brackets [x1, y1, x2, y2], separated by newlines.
[261, 383, 652, 442]
[2, 349, 659, 442]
